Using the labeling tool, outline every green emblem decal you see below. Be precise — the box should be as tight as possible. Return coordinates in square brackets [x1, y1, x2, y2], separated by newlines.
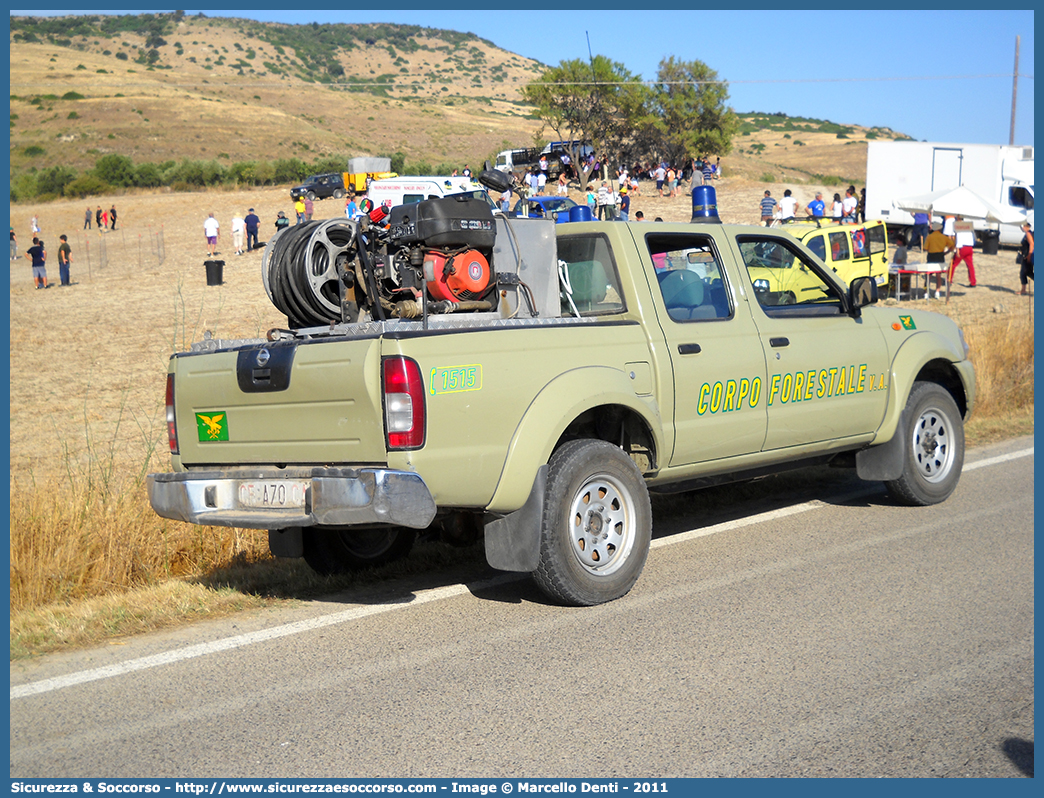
[196, 411, 229, 441]
[899, 315, 916, 330]
[429, 365, 482, 395]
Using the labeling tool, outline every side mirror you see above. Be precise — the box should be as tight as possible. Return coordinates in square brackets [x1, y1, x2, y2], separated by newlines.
[752, 278, 770, 294]
[849, 276, 878, 316]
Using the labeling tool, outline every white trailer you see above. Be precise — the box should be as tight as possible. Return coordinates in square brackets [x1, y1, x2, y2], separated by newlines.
[864, 141, 1034, 246]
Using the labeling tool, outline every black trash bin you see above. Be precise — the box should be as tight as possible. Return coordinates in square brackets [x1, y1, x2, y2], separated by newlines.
[204, 259, 224, 286]
[980, 229, 1000, 255]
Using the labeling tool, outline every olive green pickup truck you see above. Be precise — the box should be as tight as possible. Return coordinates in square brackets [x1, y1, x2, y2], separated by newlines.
[148, 204, 975, 606]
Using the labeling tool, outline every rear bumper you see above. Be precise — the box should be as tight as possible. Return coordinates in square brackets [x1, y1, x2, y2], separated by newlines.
[147, 467, 437, 530]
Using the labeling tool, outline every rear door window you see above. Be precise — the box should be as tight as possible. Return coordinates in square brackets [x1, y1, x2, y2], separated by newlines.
[558, 234, 626, 316]
[828, 232, 850, 261]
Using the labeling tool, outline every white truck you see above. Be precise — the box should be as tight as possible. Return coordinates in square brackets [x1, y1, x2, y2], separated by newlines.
[494, 141, 594, 177]
[864, 141, 1034, 246]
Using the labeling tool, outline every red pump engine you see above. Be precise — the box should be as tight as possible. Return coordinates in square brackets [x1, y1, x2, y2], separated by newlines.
[423, 250, 491, 301]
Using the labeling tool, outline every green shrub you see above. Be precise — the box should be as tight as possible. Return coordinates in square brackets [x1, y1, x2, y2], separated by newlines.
[759, 172, 775, 182]
[94, 153, 135, 186]
[24, 145, 46, 157]
[63, 173, 110, 198]
[67, 111, 79, 119]
[36, 165, 79, 196]
[62, 91, 86, 100]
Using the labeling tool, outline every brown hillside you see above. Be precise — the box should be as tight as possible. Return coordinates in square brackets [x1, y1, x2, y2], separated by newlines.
[10, 15, 548, 172]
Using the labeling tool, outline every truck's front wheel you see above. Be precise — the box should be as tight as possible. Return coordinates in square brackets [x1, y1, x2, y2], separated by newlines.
[533, 440, 651, 606]
[302, 527, 417, 575]
[886, 381, 965, 506]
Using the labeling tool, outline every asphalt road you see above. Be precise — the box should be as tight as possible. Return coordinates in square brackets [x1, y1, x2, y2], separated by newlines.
[10, 437, 1033, 779]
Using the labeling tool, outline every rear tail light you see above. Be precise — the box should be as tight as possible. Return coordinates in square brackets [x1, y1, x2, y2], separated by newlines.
[382, 356, 426, 450]
[166, 373, 179, 454]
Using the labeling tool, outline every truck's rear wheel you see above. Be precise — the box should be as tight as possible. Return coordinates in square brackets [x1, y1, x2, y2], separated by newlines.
[302, 527, 416, 575]
[886, 381, 964, 506]
[333, 188, 345, 199]
[533, 440, 651, 606]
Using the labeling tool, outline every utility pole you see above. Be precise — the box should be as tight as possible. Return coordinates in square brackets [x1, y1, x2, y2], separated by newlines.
[1009, 35, 1019, 146]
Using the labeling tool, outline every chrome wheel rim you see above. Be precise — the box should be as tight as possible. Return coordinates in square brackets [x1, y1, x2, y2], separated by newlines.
[911, 405, 956, 483]
[568, 472, 637, 576]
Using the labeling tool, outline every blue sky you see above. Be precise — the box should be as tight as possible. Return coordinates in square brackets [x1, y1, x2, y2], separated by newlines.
[11, 8, 1035, 146]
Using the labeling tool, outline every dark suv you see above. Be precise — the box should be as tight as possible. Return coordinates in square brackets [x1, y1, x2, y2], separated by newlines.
[290, 173, 347, 201]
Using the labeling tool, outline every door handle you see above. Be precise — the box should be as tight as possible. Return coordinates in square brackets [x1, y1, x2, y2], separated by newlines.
[678, 343, 702, 355]
[769, 337, 790, 347]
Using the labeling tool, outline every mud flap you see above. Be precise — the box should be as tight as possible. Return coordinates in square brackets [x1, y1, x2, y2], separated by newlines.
[269, 526, 304, 558]
[483, 465, 546, 572]
[856, 419, 907, 481]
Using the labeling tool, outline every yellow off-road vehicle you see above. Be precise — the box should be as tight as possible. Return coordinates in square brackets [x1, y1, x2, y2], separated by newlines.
[783, 218, 890, 288]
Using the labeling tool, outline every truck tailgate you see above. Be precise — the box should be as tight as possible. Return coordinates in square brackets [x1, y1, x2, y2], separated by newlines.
[172, 338, 386, 467]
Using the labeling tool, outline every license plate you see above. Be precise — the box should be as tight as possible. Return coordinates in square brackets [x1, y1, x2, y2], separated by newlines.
[874, 274, 886, 285]
[238, 480, 308, 509]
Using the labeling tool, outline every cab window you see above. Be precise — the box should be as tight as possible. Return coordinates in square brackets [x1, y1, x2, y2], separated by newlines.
[645, 233, 731, 321]
[737, 235, 844, 314]
[1010, 185, 1033, 210]
[402, 194, 424, 204]
[558, 234, 626, 316]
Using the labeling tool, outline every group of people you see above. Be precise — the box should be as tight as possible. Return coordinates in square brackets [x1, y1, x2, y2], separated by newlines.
[18, 226, 73, 289]
[584, 181, 632, 221]
[760, 186, 864, 226]
[890, 215, 1034, 297]
[204, 209, 261, 257]
[84, 205, 118, 231]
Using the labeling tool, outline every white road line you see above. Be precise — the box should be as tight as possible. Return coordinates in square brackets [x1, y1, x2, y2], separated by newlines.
[964, 447, 1033, 471]
[11, 447, 1033, 700]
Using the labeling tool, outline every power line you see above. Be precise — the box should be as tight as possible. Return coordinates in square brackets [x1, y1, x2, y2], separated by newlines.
[10, 72, 1034, 92]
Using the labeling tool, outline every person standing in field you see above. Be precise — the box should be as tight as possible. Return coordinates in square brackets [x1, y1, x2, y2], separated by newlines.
[842, 188, 858, 223]
[231, 212, 245, 256]
[10, 227, 17, 261]
[304, 194, 315, 222]
[831, 193, 844, 223]
[949, 216, 977, 288]
[618, 187, 630, 221]
[294, 196, 306, 225]
[779, 189, 798, 223]
[760, 191, 777, 227]
[25, 236, 48, 289]
[84, 207, 92, 230]
[96, 206, 103, 229]
[244, 208, 260, 251]
[1018, 222, 1034, 295]
[204, 212, 220, 257]
[109, 205, 118, 231]
[57, 234, 72, 286]
[101, 207, 109, 230]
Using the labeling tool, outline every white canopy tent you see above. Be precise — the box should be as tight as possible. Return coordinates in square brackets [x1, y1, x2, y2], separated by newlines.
[892, 185, 1027, 225]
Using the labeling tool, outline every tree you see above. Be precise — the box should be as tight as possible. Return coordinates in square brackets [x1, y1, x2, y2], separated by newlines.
[522, 56, 648, 187]
[647, 56, 737, 167]
[93, 153, 135, 187]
